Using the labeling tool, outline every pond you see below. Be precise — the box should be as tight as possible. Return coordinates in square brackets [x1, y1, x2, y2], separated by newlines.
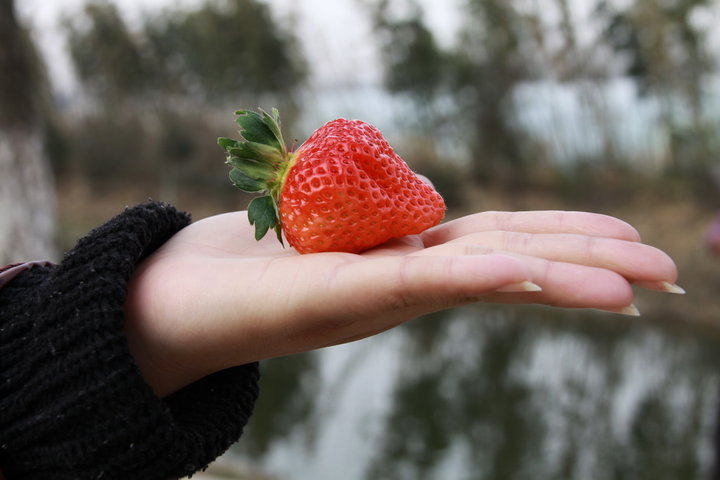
[233, 305, 720, 480]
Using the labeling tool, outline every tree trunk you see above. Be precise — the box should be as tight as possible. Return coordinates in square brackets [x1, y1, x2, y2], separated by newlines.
[0, 0, 56, 264]
[0, 129, 56, 264]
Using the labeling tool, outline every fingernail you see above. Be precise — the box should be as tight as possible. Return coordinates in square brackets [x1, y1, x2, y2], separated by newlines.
[600, 304, 641, 316]
[620, 304, 641, 316]
[635, 280, 687, 294]
[497, 281, 543, 293]
[659, 281, 686, 295]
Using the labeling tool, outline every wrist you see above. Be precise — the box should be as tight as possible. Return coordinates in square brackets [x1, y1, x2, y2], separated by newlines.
[124, 260, 220, 397]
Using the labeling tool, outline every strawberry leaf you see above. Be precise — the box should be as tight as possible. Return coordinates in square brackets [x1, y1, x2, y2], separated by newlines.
[262, 108, 284, 147]
[226, 156, 274, 181]
[226, 141, 284, 165]
[248, 195, 279, 241]
[218, 137, 239, 150]
[234, 110, 283, 152]
[274, 223, 284, 247]
[229, 168, 264, 192]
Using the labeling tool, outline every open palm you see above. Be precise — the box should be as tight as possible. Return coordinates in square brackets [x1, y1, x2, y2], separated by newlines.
[125, 209, 680, 396]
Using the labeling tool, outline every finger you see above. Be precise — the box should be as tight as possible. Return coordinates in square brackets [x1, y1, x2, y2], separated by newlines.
[443, 231, 678, 284]
[328, 253, 532, 316]
[407, 242, 635, 310]
[423, 211, 642, 246]
[482, 260, 635, 311]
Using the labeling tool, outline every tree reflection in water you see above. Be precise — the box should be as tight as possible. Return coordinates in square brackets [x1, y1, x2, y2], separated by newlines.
[236, 306, 720, 480]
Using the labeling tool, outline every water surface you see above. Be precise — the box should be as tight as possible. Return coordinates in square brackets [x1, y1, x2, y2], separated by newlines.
[236, 306, 720, 480]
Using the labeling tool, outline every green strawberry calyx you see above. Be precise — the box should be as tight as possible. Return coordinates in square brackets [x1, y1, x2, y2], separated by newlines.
[218, 108, 297, 245]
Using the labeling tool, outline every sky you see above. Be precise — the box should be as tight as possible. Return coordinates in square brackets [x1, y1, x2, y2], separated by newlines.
[17, 0, 463, 94]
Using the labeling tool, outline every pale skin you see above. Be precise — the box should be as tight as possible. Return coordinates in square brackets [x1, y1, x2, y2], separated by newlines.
[124, 209, 682, 397]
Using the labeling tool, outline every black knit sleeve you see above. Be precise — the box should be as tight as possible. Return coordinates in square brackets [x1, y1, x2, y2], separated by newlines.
[0, 202, 260, 480]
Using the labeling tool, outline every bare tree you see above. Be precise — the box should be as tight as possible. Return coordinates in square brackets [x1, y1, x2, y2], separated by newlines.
[0, 0, 56, 264]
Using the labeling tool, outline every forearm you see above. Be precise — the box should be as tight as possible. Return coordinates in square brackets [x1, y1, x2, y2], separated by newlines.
[0, 202, 259, 479]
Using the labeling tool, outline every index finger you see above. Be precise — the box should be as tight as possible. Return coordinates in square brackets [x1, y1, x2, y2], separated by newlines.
[422, 211, 642, 247]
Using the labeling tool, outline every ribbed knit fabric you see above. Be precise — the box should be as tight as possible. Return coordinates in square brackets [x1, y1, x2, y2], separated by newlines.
[0, 202, 260, 479]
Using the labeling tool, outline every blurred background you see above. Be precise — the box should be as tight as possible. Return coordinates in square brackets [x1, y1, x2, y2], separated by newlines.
[1, 0, 720, 478]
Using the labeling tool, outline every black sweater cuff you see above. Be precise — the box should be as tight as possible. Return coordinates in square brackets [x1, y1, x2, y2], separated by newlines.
[0, 202, 260, 479]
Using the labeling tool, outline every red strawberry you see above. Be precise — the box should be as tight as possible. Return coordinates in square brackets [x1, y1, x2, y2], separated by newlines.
[219, 108, 445, 254]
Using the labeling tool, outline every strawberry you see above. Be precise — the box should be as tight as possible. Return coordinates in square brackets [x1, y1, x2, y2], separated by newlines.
[218, 108, 445, 254]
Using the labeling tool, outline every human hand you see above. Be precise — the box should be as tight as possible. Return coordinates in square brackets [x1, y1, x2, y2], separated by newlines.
[124, 209, 680, 397]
